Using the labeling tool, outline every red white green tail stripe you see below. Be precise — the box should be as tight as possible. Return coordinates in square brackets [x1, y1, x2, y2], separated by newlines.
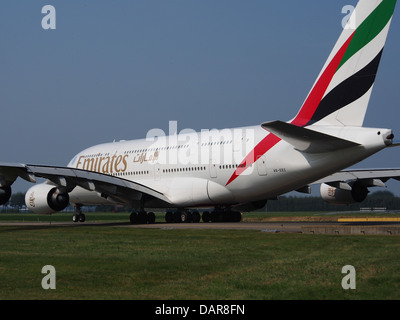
[293, 0, 397, 127]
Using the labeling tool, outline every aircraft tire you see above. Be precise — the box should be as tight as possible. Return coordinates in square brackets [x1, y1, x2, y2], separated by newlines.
[192, 210, 200, 223]
[138, 211, 147, 224]
[130, 212, 138, 224]
[147, 212, 155, 224]
[233, 211, 242, 222]
[211, 210, 223, 222]
[202, 211, 211, 223]
[165, 211, 173, 223]
[172, 211, 181, 223]
[78, 213, 86, 222]
[180, 211, 190, 223]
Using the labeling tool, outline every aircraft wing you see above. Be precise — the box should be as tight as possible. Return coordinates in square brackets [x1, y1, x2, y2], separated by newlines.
[0, 163, 171, 206]
[312, 169, 400, 189]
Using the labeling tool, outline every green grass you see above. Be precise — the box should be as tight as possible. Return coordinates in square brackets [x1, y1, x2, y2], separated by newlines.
[0, 222, 399, 300]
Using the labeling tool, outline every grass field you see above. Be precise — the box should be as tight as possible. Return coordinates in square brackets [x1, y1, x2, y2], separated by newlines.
[1, 212, 400, 300]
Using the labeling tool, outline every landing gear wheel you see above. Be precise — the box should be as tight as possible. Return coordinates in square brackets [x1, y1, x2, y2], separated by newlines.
[180, 211, 192, 223]
[72, 213, 79, 223]
[130, 211, 155, 224]
[72, 212, 86, 222]
[202, 209, 242, 223]
[232, 211, 242, 222]
[130, 212, 138, 224]
[165, 211, 173, 223]
[202, 211, 211, 223]
[73, 205, 85, 223]
[192, 210, 200, 223]
[147, 212, 155, 224]
[210, 210, 223, 222]
[173, 211, 181, 223]
[137, 211, 147, 224]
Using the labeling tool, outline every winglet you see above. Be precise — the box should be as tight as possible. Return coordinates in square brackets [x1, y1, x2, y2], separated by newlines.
[261, 121, 360, 153]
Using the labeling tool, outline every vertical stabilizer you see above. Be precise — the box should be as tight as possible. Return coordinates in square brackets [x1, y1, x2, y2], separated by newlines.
[226, 0, 397, 186]
[292, 0, 397, 127]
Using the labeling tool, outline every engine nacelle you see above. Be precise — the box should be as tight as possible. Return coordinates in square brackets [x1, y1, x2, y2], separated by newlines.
[0, 186, 12, 205]
[320, 182, 368, 205]
[25, 184, 70, 214]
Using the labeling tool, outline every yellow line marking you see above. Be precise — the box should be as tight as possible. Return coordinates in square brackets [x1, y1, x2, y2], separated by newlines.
[338, 218, 400, 222]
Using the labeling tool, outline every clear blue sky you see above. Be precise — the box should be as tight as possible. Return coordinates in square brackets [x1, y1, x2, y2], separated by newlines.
[1, 1, 400, 194]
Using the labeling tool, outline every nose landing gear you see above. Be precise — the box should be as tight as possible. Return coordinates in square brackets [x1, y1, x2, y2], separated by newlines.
[72, 205, 86, 222]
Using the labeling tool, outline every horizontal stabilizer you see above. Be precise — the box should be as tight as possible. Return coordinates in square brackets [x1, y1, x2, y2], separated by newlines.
[261, 121, 360, 153]
[313, 168, 400, 185]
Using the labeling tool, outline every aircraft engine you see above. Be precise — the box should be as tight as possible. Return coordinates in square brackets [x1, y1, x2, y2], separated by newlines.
[0, 186, 12, 205]
[320, 182, 368, 205]
[25, 184, 70, 214]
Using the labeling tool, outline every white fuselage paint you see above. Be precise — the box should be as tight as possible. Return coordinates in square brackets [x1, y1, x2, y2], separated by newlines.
[65, 123, 392, 210]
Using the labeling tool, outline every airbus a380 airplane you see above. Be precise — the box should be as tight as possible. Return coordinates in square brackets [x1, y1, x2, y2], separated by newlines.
[1, 0, 400, 224]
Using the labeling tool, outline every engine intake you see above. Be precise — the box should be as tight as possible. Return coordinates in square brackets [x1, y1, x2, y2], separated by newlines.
[25, 184, 70, 214]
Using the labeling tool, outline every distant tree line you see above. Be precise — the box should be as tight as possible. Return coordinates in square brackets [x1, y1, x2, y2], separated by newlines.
[90, 191, 400, 213]
[6, 192, 25, 210]
[266, 191, 400, 212]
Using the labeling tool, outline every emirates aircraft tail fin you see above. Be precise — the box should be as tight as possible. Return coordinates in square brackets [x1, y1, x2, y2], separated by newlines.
[291, 0, 397, 127]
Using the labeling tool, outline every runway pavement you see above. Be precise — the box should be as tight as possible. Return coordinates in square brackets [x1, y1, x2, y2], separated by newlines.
[0, 220, 363, 233]
[121, 221, 400, 235]
[1, 220, 399, 235]
[0, 220, 313, 232]
[123, 221, 305, 232]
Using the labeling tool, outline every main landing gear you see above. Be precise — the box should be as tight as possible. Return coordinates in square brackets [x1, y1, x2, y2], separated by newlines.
[201, 209, 242, 223]
[71, 206, 242, 224]
[128, 208, 242, 224]
[129, 211, 155, 224]
[165, 208, 242, 223]
[165, 210, 201, 223]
